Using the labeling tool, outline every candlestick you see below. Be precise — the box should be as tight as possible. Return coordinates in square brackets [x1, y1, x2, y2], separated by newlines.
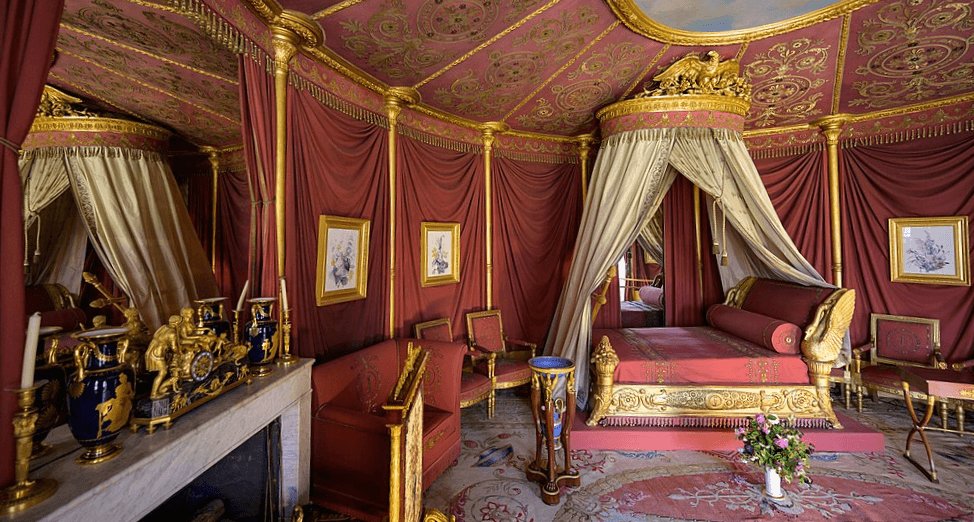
[21, 314, 41, 389]
[0, 386, 58, 513]
[235, 280, 250, 312]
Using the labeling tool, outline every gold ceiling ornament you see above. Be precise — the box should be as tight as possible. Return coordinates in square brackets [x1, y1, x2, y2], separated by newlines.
[605, 0, 880, 46]
[271, 10, 324, 48]
[639, 51, 751, 100]
[36, 85, 96, 118]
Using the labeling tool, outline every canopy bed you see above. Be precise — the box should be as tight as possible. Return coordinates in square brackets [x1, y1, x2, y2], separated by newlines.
[544, 51, 855, 428]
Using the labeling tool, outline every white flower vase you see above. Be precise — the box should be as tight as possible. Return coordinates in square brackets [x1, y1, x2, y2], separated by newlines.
[764, 467, 784, 499]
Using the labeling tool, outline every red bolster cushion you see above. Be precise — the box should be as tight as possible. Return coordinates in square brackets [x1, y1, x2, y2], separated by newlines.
[706, 304, 801, 355]
[638, 286, 664, 308]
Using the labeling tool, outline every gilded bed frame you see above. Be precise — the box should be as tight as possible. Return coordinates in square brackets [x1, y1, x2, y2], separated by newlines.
[587, 277, 856, 429]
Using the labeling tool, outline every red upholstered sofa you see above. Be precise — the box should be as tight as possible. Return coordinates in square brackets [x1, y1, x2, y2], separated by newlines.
[589, 277, 856, 429]
[310, 338, 466, 520]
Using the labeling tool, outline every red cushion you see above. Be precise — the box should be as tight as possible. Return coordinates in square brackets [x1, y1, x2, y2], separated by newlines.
[707, 304, 802, 355]
[874, 318, 935, 364]
[740, 279, 831, 328]
[39, 308, 87, 331]
[638, 286, 664, 307]
[416, 322, 451, 342]
[860, 365, 904, 390]
[460, 372, 491, 402]
[474, 358, 531, 386]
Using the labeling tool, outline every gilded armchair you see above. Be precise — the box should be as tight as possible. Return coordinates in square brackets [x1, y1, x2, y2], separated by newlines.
[415, 318, 492, 417]
[465, 310, 537, 417]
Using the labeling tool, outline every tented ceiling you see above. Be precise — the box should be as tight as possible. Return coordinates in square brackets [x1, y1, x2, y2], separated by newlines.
[49, 0, 974, 148]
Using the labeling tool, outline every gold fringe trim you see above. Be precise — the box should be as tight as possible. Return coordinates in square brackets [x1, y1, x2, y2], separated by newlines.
[20, 146, 165, 161]
[397, 125, 482, 154]
[748, 142, 825, 160]
[170, 0, 267, 58]
[842, 120, 974, 149]
[492, 149, 577, 164]
[602, 416, 832, 429]
[288, 73, 389, 129]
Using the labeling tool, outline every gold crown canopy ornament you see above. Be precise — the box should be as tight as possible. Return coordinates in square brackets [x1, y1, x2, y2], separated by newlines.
[640, 50, 751, 100]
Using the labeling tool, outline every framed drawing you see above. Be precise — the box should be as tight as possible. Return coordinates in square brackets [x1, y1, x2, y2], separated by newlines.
[316, 215, 370, 305]
[421, 222, 460, 287]
[889, 216, 969, 286]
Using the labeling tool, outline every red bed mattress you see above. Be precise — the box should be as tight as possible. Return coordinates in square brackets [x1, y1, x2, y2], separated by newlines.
[593, 327, 810, 386]
[620, 300, 664, 328]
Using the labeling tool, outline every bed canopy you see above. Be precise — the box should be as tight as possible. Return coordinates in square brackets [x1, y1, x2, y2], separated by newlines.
[19, 87, 217, 328]
[545, 52, 836, 407]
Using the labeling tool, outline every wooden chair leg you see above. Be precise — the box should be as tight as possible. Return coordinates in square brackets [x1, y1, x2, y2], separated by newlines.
[903, 384, 938, 483]
[844, 382, 851, 409]
[958, 405, 965, 434]
[856, 384, 864, 412]
[939, 399, 949, 430]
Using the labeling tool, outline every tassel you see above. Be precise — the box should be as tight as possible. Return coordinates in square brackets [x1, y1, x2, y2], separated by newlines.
[720, 200, 729, 266]
[711, 198, 720, 254]
[33, 215, 42, 264]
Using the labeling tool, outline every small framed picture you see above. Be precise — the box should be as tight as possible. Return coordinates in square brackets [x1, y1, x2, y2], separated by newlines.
[889, 216, 969, 286]
[316, 215, 370, 306]
[421, 222, 460, 287]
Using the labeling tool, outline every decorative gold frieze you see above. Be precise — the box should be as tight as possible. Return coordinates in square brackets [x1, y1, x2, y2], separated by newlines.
[36, 85, 95, 118]
[640, 51, 751, 100]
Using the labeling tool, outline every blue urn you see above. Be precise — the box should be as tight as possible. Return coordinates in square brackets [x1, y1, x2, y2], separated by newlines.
[194, 296, 231, 338]
[245, 297, 279, 376]
[68, 327, 135, 464]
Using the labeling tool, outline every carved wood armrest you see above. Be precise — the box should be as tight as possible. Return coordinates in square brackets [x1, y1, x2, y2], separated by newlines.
[931, 351, 948, 369]
[506, 338, 537, 357]
[951, 359, 974, 371]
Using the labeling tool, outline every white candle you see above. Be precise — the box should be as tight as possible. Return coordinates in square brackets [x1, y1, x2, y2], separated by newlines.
[235, 280, 250, 312]
[22, 313, 41, 389]
[280, 277, 289, 311]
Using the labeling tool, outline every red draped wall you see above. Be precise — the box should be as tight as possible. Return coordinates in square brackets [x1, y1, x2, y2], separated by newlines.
[239, 56, 277, 295]
[840, 132, 974, 362]
[215, 168, 251, 302]
[394, 136, 486, 340]
[754, 151, 832, 282]
[665, 175, 723, 326]
[1, 0, 63, 487]
[181, 170, 213, 267]
[285, 86, 390, 360]
[492, 158, 582, 345]
[592, 274, 621, 329]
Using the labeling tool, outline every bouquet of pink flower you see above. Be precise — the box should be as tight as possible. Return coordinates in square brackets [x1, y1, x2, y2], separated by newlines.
[735, 413, 813, 483]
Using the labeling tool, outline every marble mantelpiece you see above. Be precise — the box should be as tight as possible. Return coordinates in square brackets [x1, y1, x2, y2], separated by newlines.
[5, 359, 312, 521]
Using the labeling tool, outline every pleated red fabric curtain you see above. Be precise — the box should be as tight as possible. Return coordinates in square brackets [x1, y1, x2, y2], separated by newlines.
[664, 175, 723, 326]
[491, 157, 583, 345]
[238, 56, 276, 295]
[754, 150, 832, 282]
[592, 273, 621, 329]
[216, 168, 250, 302]
[840, 132, 974, 361]
[395, 136, 486, 340]
[181, 170, 213, 265]
[0, 0, 64, 488]
[285, 86, 389, 360]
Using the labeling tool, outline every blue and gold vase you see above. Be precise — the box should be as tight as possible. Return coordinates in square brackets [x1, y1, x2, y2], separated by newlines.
[194, 296, 231, 338]
[32, 326, 69, 459]
[245, 298, 279, 377]
[68, 327, 135, 465]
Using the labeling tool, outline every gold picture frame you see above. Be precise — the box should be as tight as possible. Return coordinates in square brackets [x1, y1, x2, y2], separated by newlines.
[889, 216, 969, 286]
[421, 222, 460, 287]
[316, 215, 370, 306]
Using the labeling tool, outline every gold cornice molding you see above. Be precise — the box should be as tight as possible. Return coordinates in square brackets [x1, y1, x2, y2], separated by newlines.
[311, 0, 364, 20]
[271, 10, 324, 48]
[813, 114, 851, 144]
[742, 123, 814, 139]
[29, 117, 171, 140]
[606, 0, 880, 45]
[597, 95, 750, 122]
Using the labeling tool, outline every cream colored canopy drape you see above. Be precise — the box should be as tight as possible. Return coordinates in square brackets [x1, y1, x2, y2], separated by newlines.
[20, 119, 218, 328]
[636, 209, 664, 269]
[545, 105, 832, 408]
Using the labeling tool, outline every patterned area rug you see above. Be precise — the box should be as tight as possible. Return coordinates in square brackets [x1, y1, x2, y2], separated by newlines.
[424, 392, 974, 521]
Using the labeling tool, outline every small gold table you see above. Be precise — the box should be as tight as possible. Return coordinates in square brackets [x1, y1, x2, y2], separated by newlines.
[901, 367, 974, 483]
[526, 356, 580, 505]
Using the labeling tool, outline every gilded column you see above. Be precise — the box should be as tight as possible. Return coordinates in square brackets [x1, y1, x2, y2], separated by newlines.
[480, 122, 509, 310]
[384, 87, 421, 338]
[576, 134, 593, 202]
[814, 115, 849, 287]
[201, 147, 220, 274]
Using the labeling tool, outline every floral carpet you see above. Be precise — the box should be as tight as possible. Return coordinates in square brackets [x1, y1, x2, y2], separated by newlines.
[422, 392, 974, 521]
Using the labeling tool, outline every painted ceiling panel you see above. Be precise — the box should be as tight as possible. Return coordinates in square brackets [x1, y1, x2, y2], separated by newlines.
[316, 0, 551, 86]
[739, 17, 843, 128]
[417, 0, 616, 122]
[841, 0, 974, 112]
[504, 23, 666, 135]
[49, 45, 240, 145]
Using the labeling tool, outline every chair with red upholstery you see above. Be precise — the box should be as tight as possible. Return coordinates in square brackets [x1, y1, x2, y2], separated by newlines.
[415, 318, 492, 418]
[853, 314, 957, 426]
[465, 310, 537, 418]
[310, 339, 465, 521]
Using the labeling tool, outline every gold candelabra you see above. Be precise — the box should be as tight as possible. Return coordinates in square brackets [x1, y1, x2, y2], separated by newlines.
[0, 387, 58, 514]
